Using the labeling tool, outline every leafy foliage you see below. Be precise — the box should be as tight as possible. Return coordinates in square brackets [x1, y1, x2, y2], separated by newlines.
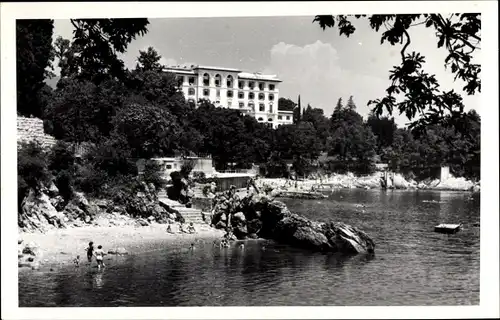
[68, 18, 149, 83]
[16, 19, 55, 118]
[313, 14, 481, 133]
[18, 141, 52, 208]
[142, 161, 166, 191]
[135, 46, 164, 72]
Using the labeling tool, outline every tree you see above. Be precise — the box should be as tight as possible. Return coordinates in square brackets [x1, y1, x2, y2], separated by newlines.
[334, 97, 343, 112]
[302, 105, 331, 151]
[53, 36, 80, 79]
[313, 14, 481, 134]
[328, 106, 377, 173]
[346, 95, 357, 111]
[295, 95, 302, 123]
[68, 18, 149, 83]
[45, 78, 101, 143]
[278, 97, 296, 111]
[112, 99, 184, 158]
[274, 122, 322, 176]
[367, 113, 397, 153]
[16, 19, 55, 118]
[136, 46, 164, 72]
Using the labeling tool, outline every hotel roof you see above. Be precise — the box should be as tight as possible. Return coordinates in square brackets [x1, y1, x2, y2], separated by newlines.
[194, 65, 242, 73]
[164, 65, 282, 82]
[238, 72, 282, 82]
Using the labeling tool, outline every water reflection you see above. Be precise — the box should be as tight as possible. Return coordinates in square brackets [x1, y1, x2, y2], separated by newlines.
[93, 272, 104, 289]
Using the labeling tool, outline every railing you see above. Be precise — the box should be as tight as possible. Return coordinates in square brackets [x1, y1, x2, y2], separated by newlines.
[216, 169, 252, 174]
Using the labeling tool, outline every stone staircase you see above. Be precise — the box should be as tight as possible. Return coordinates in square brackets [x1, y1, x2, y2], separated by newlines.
[158, 194, 210, 228]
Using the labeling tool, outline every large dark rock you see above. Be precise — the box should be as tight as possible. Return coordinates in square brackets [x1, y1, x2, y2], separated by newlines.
[210, 192, 375, 254]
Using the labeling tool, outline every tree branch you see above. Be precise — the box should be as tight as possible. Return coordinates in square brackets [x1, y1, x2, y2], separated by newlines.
[401, 30, 411, 61]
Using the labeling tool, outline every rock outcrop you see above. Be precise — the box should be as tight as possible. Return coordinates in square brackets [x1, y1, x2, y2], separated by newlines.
[19, 190, 68, 232]
[210, 192, 375, 254]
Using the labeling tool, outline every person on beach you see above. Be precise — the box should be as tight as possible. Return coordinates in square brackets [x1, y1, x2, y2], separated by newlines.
[166, 223, 174, 234]
[85, 242, 94, 263]
[179, 223, 188, 234]
[187, 222, 196, 234]
[94, 245, 106, 269]
[74, 255, 80, 267]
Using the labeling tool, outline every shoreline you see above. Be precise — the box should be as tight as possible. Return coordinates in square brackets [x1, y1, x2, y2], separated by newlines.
[254, 173, 479, 193]
[18, 222, 225, 272]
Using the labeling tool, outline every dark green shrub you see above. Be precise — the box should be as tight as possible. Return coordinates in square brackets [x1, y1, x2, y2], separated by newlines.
[49, 141, 77, 200]
[180, 159, 195, 178]
[142, 161, 166, 191]
[18, 141, 51, 198]
[192, 171, 206, 182]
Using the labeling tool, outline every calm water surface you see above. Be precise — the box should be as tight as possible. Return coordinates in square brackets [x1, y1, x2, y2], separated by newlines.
[19, 190, 480, 306]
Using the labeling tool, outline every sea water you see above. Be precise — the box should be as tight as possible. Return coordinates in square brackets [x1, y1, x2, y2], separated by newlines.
[19, 189, 480, 306]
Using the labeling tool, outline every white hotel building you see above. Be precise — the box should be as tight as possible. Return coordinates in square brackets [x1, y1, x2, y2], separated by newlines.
[164, 65, 294, 128]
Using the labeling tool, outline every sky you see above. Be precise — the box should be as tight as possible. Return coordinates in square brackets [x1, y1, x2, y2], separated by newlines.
[52, 16, 481, 128]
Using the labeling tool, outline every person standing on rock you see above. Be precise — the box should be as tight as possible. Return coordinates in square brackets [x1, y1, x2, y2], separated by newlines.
[85, 242, 94, 263]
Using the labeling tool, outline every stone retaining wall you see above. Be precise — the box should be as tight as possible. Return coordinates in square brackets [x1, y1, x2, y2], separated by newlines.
[17, 117, 57, 149]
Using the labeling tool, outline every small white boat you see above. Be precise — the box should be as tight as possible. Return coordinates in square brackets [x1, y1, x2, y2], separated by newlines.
[434, 223, 462, 234]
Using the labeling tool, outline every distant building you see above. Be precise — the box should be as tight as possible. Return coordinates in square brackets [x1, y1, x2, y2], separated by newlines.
[164, 65, 293, 128]
[136, 156, 215, 179]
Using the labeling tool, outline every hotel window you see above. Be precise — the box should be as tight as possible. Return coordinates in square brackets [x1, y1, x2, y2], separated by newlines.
[203, 73, 210, 86]
[215, 74, 221, 87]
[249, 102, 255, 110]
[269, 84, 275, 91]
[249, 81, 255, 89]
[278, 115, 283, 120]
[249, 92, 255, 100]
[203, 89, 210, 96]
[258, 93, 265, 100]
[187, 98, 195, 105]
[216, 89, 221, 97]
[286, 116, 290, 120]
[166, 164, 172, 169]
[238, 91, 244, 99]
[259, 82, 265, 91]
[188, 88, 195, 95]
[268, 118, 273, 122]
[227, 75, 234, 88]
[238, 81, 245, 89]
[259, 103, 265, 112]
[258, 117, 263, 121]
[269, 94, 274, 101]
[269, 104, 273, 113]
[188, 77, 195, 85]
[227, 90, 233, 98]
[239, 102, 245, 108]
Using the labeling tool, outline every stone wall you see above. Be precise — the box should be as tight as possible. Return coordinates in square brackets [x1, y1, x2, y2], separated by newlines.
[17, 117, 57, 149]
